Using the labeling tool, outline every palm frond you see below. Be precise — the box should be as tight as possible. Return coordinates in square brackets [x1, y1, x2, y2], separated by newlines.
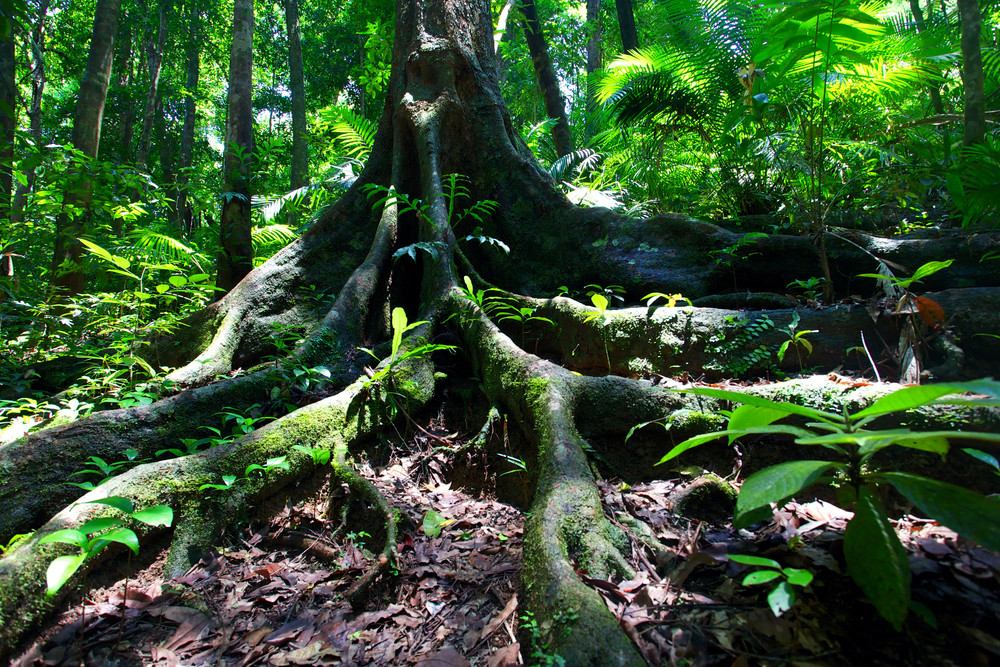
[125, 229, 207, 270]
[251, 224, 298, 247]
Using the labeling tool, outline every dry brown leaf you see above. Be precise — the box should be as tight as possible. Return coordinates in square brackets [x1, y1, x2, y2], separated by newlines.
[486, 642, 520, 667]
[417, 646, 471, 666]
[244, 626, 273, 647]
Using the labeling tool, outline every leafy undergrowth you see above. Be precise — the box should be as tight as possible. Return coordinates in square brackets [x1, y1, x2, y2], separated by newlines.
[11, 433, 1000, 666]
[594, 477, 1000, 666]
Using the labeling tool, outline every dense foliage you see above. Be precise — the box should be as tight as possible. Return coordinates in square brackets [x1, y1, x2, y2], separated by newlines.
[0, 0, 998, 482]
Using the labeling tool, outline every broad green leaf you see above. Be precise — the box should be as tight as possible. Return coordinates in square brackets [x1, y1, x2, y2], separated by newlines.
[727, 404, 788, 444]
[906, 259, 953, 287]
[590, 293, 609, 313]
[767, 580, 795, 617]
[45, 554, 86, 596]
[854, 381, 1000, 419]
[659, 425, 819, 465]
[844, 488, 910, 630]
[880, 472, 1000, 551]
[735, 461, 840, 529]
[78, 238, 115, 264]
[728, 553, 781, 569]
[783, 568, 814, 587]
[131, 505, 174, 527]
[168, 275, 188, 287]
[39, 529, 88, 550]
[743, 570, 781, 586]
[670, 387, 841, 423]
[391, 307, 406, 354]
[98, 527, 140, 554]
[777, 341, 791, 362]
[422, 509, 454, 538]
[265, 456, 289, 470]
[85, 496, 134, 514]
[78, 518, 123, 534]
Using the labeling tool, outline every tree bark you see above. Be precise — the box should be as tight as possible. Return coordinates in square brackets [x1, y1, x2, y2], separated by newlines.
[615, 0, 638, 53]
[519, 0, 573, 157]
[0, 21, 16, 224]
[135, 0, 169, 170]
[216, 0, 254, 293]
[284, 0, 308, 224]
[956, 0, 985, 146]
[176, 0, 200, 234]
[10, 0, 49, 227]
[50, 0, 119, 296]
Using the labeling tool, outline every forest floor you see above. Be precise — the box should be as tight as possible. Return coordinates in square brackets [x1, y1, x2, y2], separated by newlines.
[9, 389, 1000, 667]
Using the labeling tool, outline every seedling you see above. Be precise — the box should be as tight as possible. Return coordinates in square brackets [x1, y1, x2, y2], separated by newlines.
[659, 380, 1000, 629]
[39, 497, 173, 596]
[729, 553, 813, 617]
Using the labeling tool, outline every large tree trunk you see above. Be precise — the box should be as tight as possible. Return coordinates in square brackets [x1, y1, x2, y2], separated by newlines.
[956, 0, 985, 146]
[284, 0, 308, 197]
[4, 0, 1000, 663]
[50, 0, 120, 296]
[216, 0, 254, 293]
[175, 0, 200, 234]
[520, 0, 573, 157]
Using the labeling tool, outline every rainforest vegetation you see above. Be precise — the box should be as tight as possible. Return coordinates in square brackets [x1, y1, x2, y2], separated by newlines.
[1, 0, 999, 664]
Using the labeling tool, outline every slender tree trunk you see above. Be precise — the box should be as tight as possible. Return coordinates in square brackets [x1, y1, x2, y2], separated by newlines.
[10, 0, 49, 227]
[116, 11, 135, 165]
[217, 0, 254, 293]
[956, 0, 985, 146]
[909, 0, 944, 115]
[520, 0, 573, 157]
[585, 0, 602, 138]
[176, 0, 200, 234]
[51, 0, 120, 296]
[136, 0, 169, 170]
[0, 23, 16, 225]
[615, 0, 638, 53]
[284, 0, 308, 225]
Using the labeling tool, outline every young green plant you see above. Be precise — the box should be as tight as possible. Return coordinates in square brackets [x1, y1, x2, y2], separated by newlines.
[659, 380, 1000, 630]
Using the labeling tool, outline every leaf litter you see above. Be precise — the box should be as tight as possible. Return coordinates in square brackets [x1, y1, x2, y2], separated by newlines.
[11, 419, 1000, 666]
[590, 477, 1000, 665]
[12, 443, 524, 666]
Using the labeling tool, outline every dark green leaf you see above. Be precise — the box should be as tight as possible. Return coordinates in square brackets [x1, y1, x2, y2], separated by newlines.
[735, 461, 839, 529]
[880, 472, 1000, 551]
[844, 487, 910, 630]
